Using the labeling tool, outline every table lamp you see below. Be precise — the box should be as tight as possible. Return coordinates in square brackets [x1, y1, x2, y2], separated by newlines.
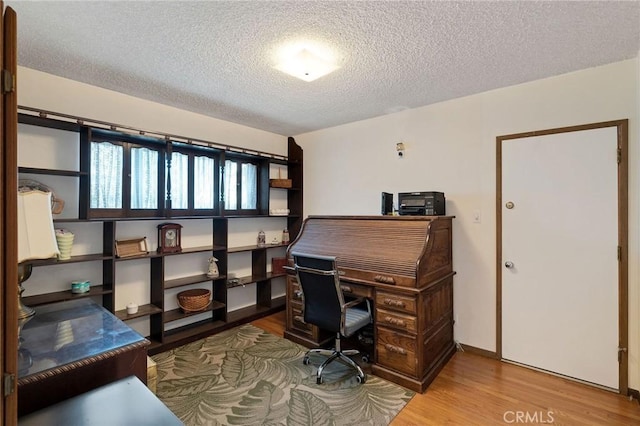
[17, 190, 59, 319]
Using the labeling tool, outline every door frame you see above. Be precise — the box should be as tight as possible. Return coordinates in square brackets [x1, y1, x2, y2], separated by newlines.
[496, 119, 628, 394]
[1, 3, 18, 423]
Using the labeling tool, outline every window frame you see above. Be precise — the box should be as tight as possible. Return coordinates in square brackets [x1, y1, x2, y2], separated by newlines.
[222, 155, 264, 216]
[80, 127, 269, 220]
[167, 142, 221, 217]
[85, 129, 165, 219]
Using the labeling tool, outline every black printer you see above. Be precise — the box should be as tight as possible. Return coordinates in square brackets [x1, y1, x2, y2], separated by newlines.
[398, 191, 446, 216]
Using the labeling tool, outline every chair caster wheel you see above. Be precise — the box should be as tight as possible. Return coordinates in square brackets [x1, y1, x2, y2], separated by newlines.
[317, 376, 323, 384]
[356, 375, 367, 384]
[303, 356, 310, 365]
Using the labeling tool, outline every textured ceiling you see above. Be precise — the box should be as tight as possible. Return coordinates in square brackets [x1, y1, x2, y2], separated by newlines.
[6, 1, 640, 136]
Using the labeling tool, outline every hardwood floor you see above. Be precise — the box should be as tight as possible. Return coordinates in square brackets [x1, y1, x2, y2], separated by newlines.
[252, 311, 640, 425]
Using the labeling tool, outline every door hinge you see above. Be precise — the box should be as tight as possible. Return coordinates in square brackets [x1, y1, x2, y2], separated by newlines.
[617, 147, 622, 164]
[618, 246, 622, 261]
[1, 69, 15, 93]
[3, 373, 15, 397]
[618, 347, 627, 363]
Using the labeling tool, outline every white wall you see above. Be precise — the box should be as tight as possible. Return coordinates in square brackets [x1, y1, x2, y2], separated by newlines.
[295, 59, 640, 389]
[17, 67, 289, 337]
[18, 67, 287, 155]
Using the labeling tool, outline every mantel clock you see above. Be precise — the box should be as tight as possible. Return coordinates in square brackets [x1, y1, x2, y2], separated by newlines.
[157, 223, 182, 254]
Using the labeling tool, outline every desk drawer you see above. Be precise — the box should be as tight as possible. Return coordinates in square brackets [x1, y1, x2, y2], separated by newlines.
[376, 308, 417, 333]
[376, 326, 417, 376]
[340, 282, 373, 299]
[375, 291, 417, 315]
[289, 281, 303, 302]
[287, 302, 313, 335]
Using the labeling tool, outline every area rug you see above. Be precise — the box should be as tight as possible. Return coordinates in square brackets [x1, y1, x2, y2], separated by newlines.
[152, 324, 415, 425]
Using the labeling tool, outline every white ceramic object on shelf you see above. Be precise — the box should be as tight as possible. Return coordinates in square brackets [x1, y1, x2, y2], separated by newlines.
[126, 303, 139, 315]
[269, 208, 290, 216]
[207, 257, 219, 278]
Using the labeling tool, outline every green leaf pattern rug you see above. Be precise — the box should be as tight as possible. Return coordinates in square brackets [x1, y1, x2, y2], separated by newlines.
[153, 324, 415, 425]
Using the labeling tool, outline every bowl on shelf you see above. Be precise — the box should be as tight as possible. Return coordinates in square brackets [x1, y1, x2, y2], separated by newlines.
[126, 302, 139, 314]
[71, 280, 90, 294]
[177, 288, 211, 313]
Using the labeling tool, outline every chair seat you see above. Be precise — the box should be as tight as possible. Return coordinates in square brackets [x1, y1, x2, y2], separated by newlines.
[344, 307, 371, 337]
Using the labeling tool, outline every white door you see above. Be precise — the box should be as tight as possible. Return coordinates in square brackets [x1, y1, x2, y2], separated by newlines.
[501, 126, 619, 389]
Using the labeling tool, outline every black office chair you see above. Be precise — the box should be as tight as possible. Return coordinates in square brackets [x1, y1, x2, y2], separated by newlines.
[292, 252, 372, 384]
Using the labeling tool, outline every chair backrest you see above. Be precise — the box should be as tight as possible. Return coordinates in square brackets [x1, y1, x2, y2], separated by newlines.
[292, 252, 344, 333]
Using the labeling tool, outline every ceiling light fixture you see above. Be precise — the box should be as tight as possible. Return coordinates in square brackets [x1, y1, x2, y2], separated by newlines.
[274, 48, 339, 82]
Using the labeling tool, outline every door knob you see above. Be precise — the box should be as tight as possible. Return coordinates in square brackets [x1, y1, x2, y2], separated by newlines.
[504, 261, 514, 268]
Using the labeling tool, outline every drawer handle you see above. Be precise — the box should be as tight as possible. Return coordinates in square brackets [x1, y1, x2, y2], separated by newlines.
[294, 290, 303, 299]
[383, 299, 406, 308]
[384, 316, 406, 327]
[384, 344, 406, 355]
[340, 285, 353, 293]
[374, 275, 395, 284]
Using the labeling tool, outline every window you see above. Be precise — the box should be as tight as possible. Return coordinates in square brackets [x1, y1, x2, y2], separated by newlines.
[223, 160, 238, 210]
[223, 158, 259, 213]
[167, 144, 219, 215]
[241, 163, 257, 209]
[88, 131, 164, 218]
[169, 152, 188, 209]
[194, 155, 216, 209]
[86, 129, 264, 219]
[90, 142, 123, 209]
[131, 146, 159, 209]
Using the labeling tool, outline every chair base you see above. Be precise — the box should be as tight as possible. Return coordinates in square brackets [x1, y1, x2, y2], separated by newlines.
[303, 348, 367, 384]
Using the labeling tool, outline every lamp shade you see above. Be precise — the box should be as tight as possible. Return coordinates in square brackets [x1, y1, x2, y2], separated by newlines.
[18, 190, 59, 263]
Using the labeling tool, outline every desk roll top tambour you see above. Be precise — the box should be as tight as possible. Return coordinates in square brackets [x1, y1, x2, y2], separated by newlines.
[285, 215, 455, 393]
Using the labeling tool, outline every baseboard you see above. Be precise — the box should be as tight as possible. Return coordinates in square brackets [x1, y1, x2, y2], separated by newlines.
[457, 343, 499, 359]
[457, 344, 638, 400]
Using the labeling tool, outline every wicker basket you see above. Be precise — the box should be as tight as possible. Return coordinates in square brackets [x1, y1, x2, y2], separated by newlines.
[177, 288, 211, 312]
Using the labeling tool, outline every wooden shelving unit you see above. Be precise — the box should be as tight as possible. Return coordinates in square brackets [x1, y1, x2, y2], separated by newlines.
[23, 285, 112, 307]
[227, 242, 289, 253]
[161, 319, 227, 346]
[226, 296, 286, 324]
[19, 166, 88, 177]
[114, 303, 163, 321]
[163, 300, 226, 323]
[164, 274, 227, 290]
[28, 253, 112, 266]
[18, 112, 303, 356]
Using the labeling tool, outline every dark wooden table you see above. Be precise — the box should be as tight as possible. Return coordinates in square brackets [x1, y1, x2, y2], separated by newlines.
[19, 376, 182, 425]
[17, 299, 149, 416]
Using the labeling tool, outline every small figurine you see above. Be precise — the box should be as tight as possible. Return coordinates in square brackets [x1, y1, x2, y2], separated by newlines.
[257, 230, 266, 248]
[207, 256, 219, 278]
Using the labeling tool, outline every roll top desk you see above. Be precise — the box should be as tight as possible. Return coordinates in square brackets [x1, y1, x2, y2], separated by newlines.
[285, 215, 455, 393]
